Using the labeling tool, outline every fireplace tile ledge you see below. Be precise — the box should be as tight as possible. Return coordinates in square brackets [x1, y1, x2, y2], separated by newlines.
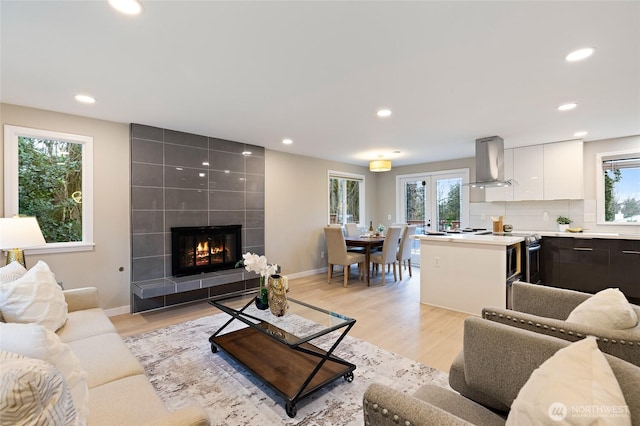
[132, 269, 250, 299]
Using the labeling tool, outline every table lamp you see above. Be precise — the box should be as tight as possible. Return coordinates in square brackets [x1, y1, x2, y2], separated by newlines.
[0, 217, 47, 267]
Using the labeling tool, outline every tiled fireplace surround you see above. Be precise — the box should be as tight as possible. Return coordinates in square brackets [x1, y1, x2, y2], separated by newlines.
[130, 124, 265, 313]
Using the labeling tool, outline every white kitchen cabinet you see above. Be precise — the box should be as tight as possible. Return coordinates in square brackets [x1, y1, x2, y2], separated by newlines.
[543, 140, 584, 200]
[485, 148, 514, 202]
[513, 145, 544, 201]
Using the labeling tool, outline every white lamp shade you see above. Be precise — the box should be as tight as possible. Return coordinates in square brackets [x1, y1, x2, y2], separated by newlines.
[369, 159, 392, 172]
[0, 217, 47, 249]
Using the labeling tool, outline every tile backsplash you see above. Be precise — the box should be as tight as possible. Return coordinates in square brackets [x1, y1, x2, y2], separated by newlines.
[470, 200, 639, 235]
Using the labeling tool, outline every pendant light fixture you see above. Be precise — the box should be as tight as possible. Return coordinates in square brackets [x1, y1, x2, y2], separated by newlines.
[369, 158, 392, 172]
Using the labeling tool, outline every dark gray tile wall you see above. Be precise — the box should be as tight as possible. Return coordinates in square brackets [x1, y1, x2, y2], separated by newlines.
[130, 123, 265, 310]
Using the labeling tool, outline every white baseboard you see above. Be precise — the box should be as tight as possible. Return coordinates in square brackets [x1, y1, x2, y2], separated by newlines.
[285, 267, 327, 279]
[105, 305, 130, 317]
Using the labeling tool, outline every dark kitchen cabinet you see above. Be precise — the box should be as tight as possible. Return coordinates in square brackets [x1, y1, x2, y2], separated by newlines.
[610, 239, 640, 300]
[541, 237, 640, 304]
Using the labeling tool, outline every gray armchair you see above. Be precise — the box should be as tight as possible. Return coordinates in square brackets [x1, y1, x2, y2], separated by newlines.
[483, 281, 640, 366]
[363, 317, 640, 425]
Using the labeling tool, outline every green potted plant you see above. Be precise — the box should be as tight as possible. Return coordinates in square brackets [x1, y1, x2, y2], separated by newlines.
[556, 216, 572, 232]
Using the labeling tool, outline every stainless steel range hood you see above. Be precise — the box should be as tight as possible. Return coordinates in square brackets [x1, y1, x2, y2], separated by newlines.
[467, 136, 515, 188]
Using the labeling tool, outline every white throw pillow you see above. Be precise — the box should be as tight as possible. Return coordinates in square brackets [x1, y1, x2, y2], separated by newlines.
[0, 261, 27, 285]
[0, 322, 89, 425]
[0, 260, 68, 331]
[566, 288, 638, 330]
[0, 350, 77, 426]
[506, 336, 631, 426]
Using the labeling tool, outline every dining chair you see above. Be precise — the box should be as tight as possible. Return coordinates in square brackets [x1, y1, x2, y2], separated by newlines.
[344, 223, 360, 237]
[369, 226, 402, 286]
[396, 225, 417, 280]
[323, 226, 365, 287]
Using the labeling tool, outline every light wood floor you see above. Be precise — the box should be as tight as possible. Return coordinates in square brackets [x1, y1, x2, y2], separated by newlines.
[111, 266, 471, 372]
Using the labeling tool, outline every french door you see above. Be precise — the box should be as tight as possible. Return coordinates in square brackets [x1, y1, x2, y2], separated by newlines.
[397, 169, 470, 266]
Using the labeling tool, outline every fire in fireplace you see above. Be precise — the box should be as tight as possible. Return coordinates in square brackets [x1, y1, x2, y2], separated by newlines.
[171, 225, 242, 277]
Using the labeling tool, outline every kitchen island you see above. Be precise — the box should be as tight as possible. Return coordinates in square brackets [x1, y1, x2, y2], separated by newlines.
[416, 233, 525, 315]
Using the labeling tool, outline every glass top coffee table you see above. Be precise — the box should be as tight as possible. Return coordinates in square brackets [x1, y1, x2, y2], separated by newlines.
[208, 293, 356, 418]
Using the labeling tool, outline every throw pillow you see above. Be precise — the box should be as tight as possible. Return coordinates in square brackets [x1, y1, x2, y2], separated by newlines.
[0, 260, 68, 331]
[0, 322, 89, 424]
[0, 350, 77, 426]
[506, 336, 631, 426]
[0, 261, 27, 285]
[566, 288, 638, 330]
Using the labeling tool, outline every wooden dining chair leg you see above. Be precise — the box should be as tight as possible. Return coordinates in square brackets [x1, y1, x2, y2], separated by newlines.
[343, 265, 349, 287]
[393, 262, 398, 282]
[327, 265, 332, 283]
[381, 267, 386, 286]
[408, 259, 412, 277]
[398, 263, 403, 280]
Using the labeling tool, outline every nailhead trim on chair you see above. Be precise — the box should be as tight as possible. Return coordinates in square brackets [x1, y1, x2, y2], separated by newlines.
[484, 310, 640, 347]
[363, 398, 412, 426]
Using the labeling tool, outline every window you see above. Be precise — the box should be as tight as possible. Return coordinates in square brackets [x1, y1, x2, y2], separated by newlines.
[4, 125, 94, 252]
[328, 171, 364, 225]
[597, 149, 640, 224]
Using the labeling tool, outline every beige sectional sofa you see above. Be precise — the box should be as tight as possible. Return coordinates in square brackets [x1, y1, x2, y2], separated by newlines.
[1, 283, 209, 425]
[60, 287, 210, 426]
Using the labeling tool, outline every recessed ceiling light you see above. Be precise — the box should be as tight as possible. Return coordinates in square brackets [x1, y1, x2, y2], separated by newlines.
[282, 138, 293, 145]
[565, 47, 595, 62]
[573, 131, 588, 137]
[109, 0, 143, 15]
[242, 151, 252, 156]
[202, 161, 209, 166]
[199, 173, 206, 178]
[557, 103, 577, 111]
[74, 94, 95, 104]
[377, 109, 392, 118]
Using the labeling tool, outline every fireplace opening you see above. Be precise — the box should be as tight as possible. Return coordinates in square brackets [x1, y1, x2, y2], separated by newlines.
[171, 225, 242, 277]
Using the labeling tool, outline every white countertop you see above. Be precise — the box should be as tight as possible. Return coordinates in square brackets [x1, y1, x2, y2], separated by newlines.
[415, 230, 640, 244]
[415, 233, 524, 246]
[522, 230, 640, 240]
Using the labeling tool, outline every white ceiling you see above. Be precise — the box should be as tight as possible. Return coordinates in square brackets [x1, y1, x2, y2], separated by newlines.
[2, 1, 639, 167]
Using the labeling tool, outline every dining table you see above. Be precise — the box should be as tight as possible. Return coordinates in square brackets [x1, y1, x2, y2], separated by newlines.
[344, 235, 385, 285]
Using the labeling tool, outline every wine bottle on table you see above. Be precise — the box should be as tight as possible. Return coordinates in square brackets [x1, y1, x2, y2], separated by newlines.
[369, 221, 374, 232]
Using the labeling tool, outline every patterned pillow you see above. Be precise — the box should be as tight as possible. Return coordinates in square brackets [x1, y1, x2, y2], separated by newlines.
[0, 322, 89, 424]
[0, 350, 77, 426]
[0, 262, 27, 322]
[0, 260, 68, 331]
[0, 261, 27, 285]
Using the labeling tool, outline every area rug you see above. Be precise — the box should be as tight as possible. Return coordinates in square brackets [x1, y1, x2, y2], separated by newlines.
[124, 312, 450, 425]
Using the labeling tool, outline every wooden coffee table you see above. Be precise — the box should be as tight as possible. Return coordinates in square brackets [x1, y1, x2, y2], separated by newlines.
[208, 294, 356, 418]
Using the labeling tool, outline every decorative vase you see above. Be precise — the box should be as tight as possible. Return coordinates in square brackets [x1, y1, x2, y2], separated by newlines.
[558, 224, 569, 232]
[267, 274, 288, 317]
[255, 276, 269, 310]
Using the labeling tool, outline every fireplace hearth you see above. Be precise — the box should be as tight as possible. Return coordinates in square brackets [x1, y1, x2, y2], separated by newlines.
[171, 225, 242, 277]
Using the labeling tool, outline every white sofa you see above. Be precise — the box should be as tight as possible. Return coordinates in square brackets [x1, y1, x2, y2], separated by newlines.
[62, 287, 209, 425]
[1, 285, 210, 426]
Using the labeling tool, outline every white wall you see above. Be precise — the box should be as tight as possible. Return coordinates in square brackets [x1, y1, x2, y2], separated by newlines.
[264, 150, 376, 277]
[1, 103, 131, 310]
